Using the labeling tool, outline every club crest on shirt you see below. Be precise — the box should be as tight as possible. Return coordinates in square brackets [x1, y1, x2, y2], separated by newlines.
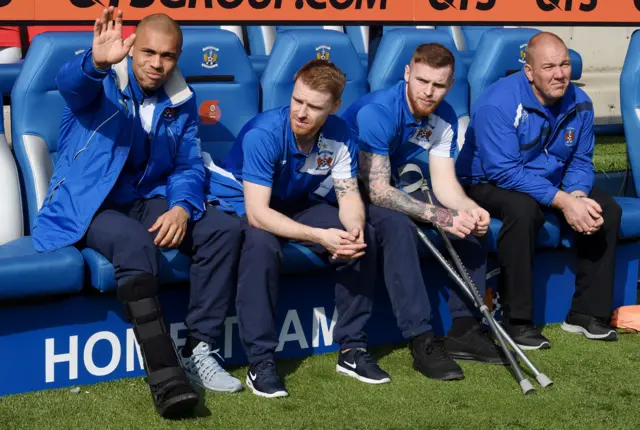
[316, 141, 334, 170]
[408, 126, 433, 147]
[564, 127, 576, 147]
[163, 107, 175, 121]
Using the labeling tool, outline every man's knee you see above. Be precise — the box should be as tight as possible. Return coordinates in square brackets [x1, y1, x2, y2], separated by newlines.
[243, 224, 282, 260]
[197, 207, 243, 245]
[593, 191, 622, 229]
[501, 192, 545, 228]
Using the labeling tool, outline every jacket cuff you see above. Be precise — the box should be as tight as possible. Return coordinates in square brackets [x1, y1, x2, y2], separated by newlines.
[82, 52, 109, 80]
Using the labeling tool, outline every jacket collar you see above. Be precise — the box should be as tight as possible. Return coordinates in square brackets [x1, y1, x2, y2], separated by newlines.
[518, 70, 576, 116]
[113, 56, 192, 107]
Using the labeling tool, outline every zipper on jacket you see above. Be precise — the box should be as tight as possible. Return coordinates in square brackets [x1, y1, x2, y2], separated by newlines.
[167, 126, 177, 155]
[73, 111, 120, 160]
[48, 178, 65, 203]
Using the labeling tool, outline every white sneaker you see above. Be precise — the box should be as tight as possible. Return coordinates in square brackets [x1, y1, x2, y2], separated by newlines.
[180, 342, 243, 393]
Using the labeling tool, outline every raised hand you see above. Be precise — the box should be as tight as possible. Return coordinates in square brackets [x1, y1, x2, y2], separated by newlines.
[92, 7, 136, 70]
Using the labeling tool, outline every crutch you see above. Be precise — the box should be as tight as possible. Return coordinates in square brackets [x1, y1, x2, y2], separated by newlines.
[398, 165, 552, 394]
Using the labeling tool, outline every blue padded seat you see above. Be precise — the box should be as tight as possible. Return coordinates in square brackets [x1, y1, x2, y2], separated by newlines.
[260, 29, 367, 115]
[177, 28, 259, 163]
[246, 26, 370, 77]
[0, 96, 84, 299]
[621, 30, 640, 199]
[0, 237, 84, 299]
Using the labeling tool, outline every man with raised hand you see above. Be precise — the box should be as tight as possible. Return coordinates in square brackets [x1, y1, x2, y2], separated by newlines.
[456, 32, 620, 349]
[33, 8, 244, 418]
[206, 59, 389, 398]
[341, 43, 507, 382]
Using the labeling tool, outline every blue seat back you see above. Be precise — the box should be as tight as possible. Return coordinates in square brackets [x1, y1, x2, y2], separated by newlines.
[181, 25, 245, 48]
[247, 26, 344, 56]
[11, 32, 94, 229]
[179, 28, 259, 163]
[621, 30, 640, 196]
[467, 28, 540, 108]
[260, 30, 367, 115]
[368, 29, 470, 152]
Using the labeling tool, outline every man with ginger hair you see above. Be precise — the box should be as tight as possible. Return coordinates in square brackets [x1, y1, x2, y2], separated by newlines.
[456, 32, 620, 349]
[338, 43, 507, 383]
[205, 59, 390, 398]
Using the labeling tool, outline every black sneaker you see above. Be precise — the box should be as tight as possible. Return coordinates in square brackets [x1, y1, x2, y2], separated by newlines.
[336, 348, 391, 384]
[561, 311, 618, 341]
[502, 322, 550, 350]
[445, 324, 509, 365]
[246, 359, 288, 398]
[410, 331, 464, 381]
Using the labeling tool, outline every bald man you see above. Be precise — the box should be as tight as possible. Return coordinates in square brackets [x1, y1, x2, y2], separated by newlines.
[33, 8, 244, 417]
[456, 32, 620, 350]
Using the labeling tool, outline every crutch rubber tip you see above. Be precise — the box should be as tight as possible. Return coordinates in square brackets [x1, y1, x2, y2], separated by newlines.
[520, 379, 536, 395]
[536, 374, 553, 388]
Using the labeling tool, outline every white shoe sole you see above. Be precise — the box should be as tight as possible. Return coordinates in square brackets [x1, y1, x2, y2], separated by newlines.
[336, 364, 391, 385]
[561, 322, 618, 340]
[515, 341, 550, 351]
[245, 375, 288, 398]
[184, 369, 243, 393]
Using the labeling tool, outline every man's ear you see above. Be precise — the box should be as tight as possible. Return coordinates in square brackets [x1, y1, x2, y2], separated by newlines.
[331, 98, 342, 115]
[404, 64, 410, 83]
[524, 63, 534, 83]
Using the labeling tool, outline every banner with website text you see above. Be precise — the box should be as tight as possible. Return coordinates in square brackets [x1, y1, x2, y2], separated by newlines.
[1, 0, 640, 23]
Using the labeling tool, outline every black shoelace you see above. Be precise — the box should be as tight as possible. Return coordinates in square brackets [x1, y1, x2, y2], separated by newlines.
[352, 348, 376, 366]
[423, 338, 451, 361]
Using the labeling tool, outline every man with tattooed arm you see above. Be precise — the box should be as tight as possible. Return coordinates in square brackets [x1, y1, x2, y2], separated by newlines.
[340, 44, 507, 381]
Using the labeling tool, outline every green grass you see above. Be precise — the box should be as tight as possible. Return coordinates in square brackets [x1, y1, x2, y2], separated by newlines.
[2, 325, 640, 429]
[594, 135, 628, 173]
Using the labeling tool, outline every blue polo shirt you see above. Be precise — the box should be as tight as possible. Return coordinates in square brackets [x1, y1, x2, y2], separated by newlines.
[205, 106, 358, 215]
[341, 80, 459, 186]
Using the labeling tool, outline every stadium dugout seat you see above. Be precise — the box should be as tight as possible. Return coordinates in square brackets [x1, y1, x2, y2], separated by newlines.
[260, 29, 367, 115]
[368, 28, 563, 252]
[0, 93, 84, 299]
[247, 26, 369, 72]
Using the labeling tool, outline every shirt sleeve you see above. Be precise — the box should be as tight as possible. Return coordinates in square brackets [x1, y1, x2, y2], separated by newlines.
[356, 104, 397, 156]
[430, 112, 458, 159]
[331, 133, 358, 180]
[241, 128, 279, 188]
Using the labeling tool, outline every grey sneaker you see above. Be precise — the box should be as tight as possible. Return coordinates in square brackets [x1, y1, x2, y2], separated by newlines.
[180, 342, 243, 393]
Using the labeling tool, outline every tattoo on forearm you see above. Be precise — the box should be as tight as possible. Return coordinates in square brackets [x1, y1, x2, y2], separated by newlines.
[333, 177, 359, 200]
[359, 151, 457, 227]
